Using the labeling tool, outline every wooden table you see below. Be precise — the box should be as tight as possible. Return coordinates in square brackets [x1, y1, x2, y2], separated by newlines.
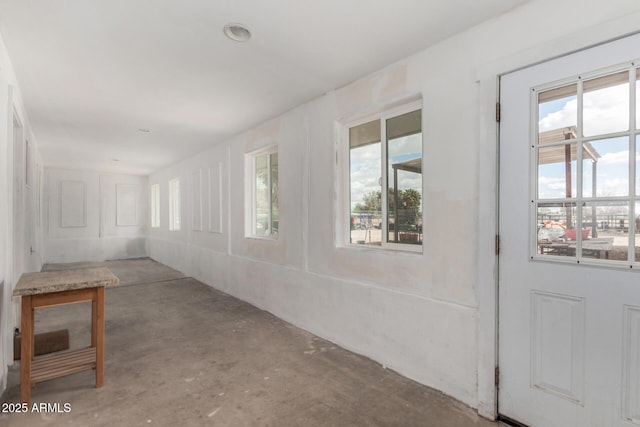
[13, 267, 119, 404]
[538, 238, 614, 259]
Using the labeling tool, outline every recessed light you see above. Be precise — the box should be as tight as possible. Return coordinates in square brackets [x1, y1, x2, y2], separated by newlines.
[112, 158, 120, 162]
[138, 128, 151, 133]
[223, 23, 251, 42]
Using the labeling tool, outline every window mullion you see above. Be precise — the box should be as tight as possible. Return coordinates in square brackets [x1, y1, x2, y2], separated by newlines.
[576, 78, 584, 258]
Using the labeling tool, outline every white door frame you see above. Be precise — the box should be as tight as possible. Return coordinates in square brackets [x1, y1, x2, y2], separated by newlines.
[474, 22, 640, 421]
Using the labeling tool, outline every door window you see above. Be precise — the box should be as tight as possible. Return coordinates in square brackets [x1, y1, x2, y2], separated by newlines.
[534, 64, 640, 266]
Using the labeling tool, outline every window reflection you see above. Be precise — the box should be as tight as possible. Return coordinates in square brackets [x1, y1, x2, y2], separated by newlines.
[387, 111, 422, 244]
[583, 72, 629, 136]
[582, 137, 629, 198]
[538, 85, 577, 144]
[535, 67, 640, 264]
[537, 143, 577, 199]
[582, 201, 629, 261]
[636, 68, 640, 129]
[537, 202, 576, 258]
[636, 136, 640, 197]
[636, 201, 640, 262]
[349, 119, 382, 245]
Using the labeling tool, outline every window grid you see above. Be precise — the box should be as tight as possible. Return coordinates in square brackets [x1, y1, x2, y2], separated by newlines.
[532, 62, 640, 266]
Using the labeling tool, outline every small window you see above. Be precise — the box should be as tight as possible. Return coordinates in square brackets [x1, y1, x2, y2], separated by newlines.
[150, 183, 160, 228]
[345, 101, 423, 250]
[534, 65, 640, 265]
[245, 146, 278, 238]
[169, 178, 180, 231]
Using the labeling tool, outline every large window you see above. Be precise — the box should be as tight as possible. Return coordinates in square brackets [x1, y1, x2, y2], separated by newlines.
[534, 64, 640, 265]
[151, 183, 160, 228]
[346, 101, 422, 250]
[169, 178, 180, 231]
[245, 146, 278, 238]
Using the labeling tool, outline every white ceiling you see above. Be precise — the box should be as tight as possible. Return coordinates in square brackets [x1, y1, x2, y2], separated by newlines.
[0, 0, 528, 175]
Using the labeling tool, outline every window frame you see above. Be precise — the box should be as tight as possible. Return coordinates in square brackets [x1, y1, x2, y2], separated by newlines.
[530, 61, 640, 268]
[168, 178, 180, 231]
[150, 183, 160, 228]
[340, 98, 423, 253]
[244, 145, 278, 240]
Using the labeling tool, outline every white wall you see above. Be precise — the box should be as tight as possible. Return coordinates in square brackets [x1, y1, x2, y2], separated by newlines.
[148, 0, 640, 417]
[43, 168, 148, 263]
[0, 34, 44, 393]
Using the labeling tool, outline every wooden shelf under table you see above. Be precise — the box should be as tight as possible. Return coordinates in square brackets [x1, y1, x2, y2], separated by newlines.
[31, 347, 97, 384]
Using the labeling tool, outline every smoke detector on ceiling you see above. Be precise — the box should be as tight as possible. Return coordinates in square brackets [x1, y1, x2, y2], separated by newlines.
[223, 23, 251, 42]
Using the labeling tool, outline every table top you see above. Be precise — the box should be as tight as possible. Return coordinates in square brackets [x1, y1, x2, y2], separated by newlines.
[582, 238, 614, 250]
[538, 237, 614, 251]
[13, 267, 119, 297]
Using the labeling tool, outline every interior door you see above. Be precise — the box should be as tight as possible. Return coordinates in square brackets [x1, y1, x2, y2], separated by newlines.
[499, 33, 640, 426]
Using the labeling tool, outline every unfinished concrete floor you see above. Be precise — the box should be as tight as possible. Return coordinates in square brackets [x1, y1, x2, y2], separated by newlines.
[1, 258, 500, 426]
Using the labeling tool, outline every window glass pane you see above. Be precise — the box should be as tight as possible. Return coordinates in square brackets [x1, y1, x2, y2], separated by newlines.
[350, 141, 382, 246]
[636, 68, 640, 130]
[636, 135, 640, 197]
[583, 71, 629, 137]
[386, 110, 422, 245]
[537, 202, 576, 257]
[635, 201, 640, 262]
[270, 153, 278, 236]
[582, 201, 629, 260]
[255, 154, 270, 236]
[582, 137, 629, 197]
[538, 84, 577, 144]
[537, 144, 577, 199]
[350, 119, 380, 149]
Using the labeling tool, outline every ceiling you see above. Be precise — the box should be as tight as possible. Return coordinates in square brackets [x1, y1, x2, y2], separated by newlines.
[0, 0, 528, 175]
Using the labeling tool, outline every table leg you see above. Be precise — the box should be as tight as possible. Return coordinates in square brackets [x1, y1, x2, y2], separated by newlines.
[30, 303, 35, 358]
[95, 287, 105, 388]
[20, 295, 33, 405]
[91, 296, 97, 348]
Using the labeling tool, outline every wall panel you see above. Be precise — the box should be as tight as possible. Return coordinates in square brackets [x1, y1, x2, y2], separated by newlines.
[116, 183, 137, 227]
[60, 180, 86, 228]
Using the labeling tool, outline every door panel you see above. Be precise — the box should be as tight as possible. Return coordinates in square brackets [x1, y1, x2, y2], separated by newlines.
[499, 33, 640, 427]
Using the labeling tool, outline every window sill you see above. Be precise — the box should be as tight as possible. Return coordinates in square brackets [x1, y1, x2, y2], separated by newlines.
[531, 254, 638, 270]
[341, 242, 423, 255]
[245, 235, 278, 241]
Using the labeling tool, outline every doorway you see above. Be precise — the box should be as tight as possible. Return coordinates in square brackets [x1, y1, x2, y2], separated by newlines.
[499, 33, 640, 426]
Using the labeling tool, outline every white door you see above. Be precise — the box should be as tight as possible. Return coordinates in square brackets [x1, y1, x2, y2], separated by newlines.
[499, 33, 640, 426]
